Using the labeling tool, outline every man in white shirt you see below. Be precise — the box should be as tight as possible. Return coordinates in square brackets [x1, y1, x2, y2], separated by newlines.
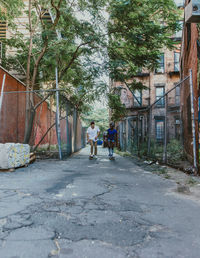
[87, 121, 100, 159]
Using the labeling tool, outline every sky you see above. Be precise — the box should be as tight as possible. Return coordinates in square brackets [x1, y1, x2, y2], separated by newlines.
[76, 7, 109, 110]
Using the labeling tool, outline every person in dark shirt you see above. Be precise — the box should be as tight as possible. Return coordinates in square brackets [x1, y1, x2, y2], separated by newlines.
[107, 122, 117, 158]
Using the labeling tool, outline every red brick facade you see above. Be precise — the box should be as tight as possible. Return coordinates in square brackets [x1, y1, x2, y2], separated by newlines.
[180, 1, 199, 167]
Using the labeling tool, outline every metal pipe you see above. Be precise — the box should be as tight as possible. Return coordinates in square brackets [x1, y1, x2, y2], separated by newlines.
[0, 74, 6, 113]
[55, 67, 62, 160]
[189, 69, 198, 174]
[163, 94, 168, 163]
[66, 101, 71, 155]
[1, 88, 66, 94]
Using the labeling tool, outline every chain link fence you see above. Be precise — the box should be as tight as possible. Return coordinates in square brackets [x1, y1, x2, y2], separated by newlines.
[117, 72, 198, 170]
[0, 81, 86, 159]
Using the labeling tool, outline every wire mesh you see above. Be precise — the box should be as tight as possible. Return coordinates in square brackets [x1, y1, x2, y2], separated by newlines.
[0, 87, 85, 159]
[118, 76, 191, 165]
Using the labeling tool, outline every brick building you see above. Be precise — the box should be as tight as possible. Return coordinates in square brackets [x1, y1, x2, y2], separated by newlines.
[180, 0, 200, 168]
[112, 46, 181, 152]
[111, 0, 184, 155]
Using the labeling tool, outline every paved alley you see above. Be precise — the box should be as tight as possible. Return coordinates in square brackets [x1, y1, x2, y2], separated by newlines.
[0, 147, 200, 258]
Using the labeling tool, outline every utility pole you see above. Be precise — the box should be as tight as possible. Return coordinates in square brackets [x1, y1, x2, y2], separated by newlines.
[0, 74, 6, 114]
[189, 69, 198, 174]
[163, 94, 168, 163]
[55, 67, 62, 160]
[147, 108, 152, 156]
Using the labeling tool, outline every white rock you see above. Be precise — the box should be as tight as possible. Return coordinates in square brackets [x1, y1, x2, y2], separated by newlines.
[0, 143, 30, 169]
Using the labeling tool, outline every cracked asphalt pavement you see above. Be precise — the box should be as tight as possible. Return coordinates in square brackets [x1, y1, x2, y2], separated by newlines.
[0, 147, 200, 258]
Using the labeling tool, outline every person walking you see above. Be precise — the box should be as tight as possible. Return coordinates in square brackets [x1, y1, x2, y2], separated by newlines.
[107, 122, 117, 159]
[87, 121, 100, 159]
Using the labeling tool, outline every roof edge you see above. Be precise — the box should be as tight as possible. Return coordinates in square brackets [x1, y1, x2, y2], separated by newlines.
[0, 65, 26, 87]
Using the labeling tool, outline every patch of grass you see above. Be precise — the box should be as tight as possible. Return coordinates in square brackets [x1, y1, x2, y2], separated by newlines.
[186, 178, 198, 186]
[167, 139, 185, 164]
[154, 167, 167, 175]
[164, 174, 171, 179]
[115, 149, 132, 157]
[36, 145, 58, 152]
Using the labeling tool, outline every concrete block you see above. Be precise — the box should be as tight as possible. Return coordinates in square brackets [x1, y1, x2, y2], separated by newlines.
[0, 143, 30, 169]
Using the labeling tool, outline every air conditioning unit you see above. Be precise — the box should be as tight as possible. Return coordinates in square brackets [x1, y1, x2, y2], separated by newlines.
[185, 0, 200, 23]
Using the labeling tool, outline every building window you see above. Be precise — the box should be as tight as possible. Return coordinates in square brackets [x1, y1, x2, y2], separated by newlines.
[156, 86, 165, 107]
[155, 54, 165, 73]
[41, 9, 52, 23]
[174, 0, 184, 8]
[0, 21, 6, 39]
[174, 52, 180, 72]
[155, 119, 164, 142]
[175, 118, 181, 140]
[174, 21, 183, 39]
[0, 20, 6, 61]
[175, 85, 180, 105]
[133, 90, 142, 107]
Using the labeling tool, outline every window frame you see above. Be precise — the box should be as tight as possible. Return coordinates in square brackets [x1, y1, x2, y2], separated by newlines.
[155, 119, 165, 142]
[155, 53, 165, 74]
[175, 117, 181, 140]
[155, 86, 165, 107]
[133, 90, 142, 107]
[174, 52, 180, 72]
[174, 0, 184, 8]
[175, 84, 180, 105]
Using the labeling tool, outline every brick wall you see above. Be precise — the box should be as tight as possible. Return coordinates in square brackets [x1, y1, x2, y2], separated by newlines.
[180, 1, 199, 166]
[112, 45, 181, 143]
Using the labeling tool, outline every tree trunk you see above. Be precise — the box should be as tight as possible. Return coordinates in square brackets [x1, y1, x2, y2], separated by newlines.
[24, 0, 34, 144]
[23, 105, 36, 144]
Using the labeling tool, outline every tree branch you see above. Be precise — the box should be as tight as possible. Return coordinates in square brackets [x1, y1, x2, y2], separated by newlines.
[124, 81, 141, 106]
[34, 92, 53, 110]
[51, 0, 63, 29]
[16, 59, 27, 76]
[33, 116, 67, 152]
[60, 41, 92, 80]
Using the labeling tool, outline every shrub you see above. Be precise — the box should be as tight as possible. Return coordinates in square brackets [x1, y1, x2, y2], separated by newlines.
[167, 139, 184, 163]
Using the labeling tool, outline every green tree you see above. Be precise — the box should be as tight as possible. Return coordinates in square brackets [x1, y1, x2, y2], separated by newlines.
[82, 107, 109, 137]
[0, 0, 107, 144]
[107, 0, 181, 121]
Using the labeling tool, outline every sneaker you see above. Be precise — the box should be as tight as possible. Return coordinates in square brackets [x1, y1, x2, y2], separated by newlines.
[93, 155, 97, 159]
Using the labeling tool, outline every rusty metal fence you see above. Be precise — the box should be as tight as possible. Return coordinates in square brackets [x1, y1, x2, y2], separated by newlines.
[0, 82, 86, 159]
